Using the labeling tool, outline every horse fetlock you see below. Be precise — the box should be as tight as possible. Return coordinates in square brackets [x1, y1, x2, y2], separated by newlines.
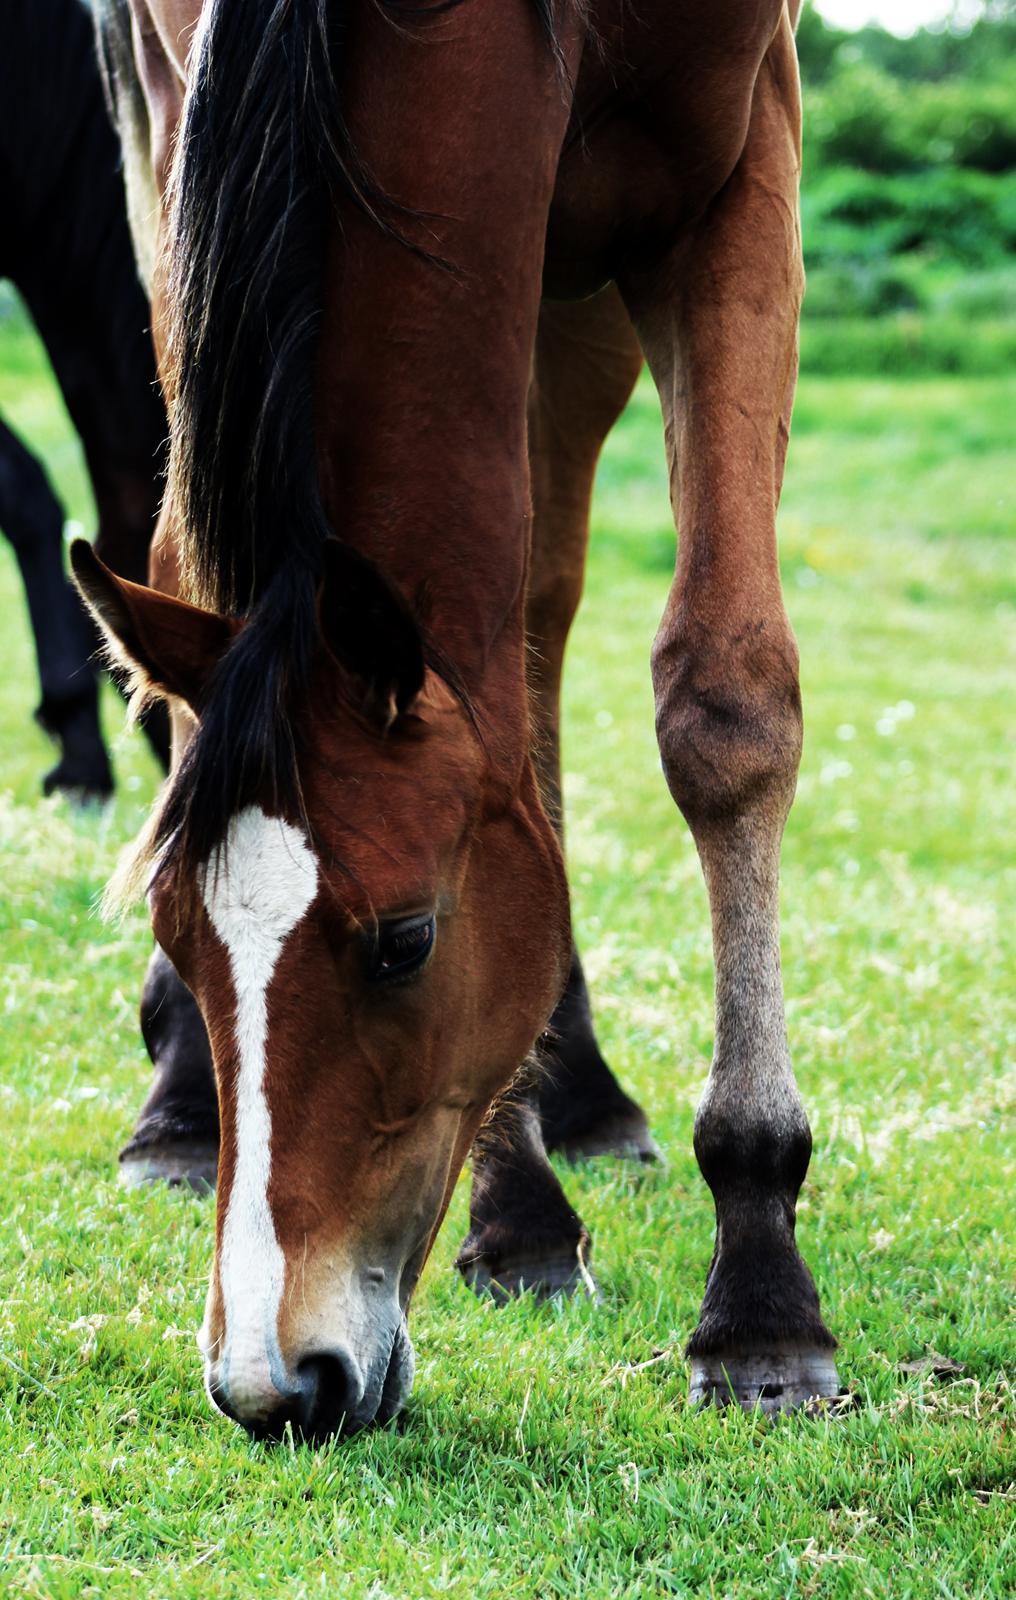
[37, 689, 113, 802]
[690, 1101, 832, 1358]
[693, 1101, 813, 1201]
[548, 1104, 661, 1166]
[539, 955, 660, 1163]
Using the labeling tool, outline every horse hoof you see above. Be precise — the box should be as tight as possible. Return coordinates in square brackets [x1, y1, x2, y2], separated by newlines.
[43, 772, 114, 808]
[458, 1247, 599, 1304]
[553, 1109, 661, 1167]
[689, 1343, 840, 1414]
[118, 1141, 218, 1192]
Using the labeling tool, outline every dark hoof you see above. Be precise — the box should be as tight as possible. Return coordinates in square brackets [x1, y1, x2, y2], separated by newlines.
[119, 1140, 218, 1192]
[457, 1243, 598, 1304]
[43, 764, 114, 807]
[689, 1343, 840, 1415]
[553, 1107, 661, 1167]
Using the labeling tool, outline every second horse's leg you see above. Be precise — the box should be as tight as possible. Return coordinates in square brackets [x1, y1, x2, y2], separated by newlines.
[527, 289, 658, 1163]
[0, 417, 112, 800]
[119, 944, 219, 1189]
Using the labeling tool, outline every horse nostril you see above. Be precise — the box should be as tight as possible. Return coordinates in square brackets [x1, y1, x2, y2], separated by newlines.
[209, 1378, 303, 1441]
[296, 1348, 366, 1440]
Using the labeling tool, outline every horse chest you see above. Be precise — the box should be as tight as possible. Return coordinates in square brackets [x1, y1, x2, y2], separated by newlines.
[545, 0, 786, 298]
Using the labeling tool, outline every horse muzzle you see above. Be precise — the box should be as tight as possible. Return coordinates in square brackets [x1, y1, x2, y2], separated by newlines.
[201, 1304, 416, 1443]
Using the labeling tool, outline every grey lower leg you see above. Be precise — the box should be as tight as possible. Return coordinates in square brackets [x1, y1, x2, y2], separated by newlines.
[684, 813, 837, 1405]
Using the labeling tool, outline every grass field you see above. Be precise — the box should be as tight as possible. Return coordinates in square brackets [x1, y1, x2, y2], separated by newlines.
[0, 307, 1013, 1599]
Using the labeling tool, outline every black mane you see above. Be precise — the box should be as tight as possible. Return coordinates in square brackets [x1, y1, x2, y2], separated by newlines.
[95, 0, 564, 880]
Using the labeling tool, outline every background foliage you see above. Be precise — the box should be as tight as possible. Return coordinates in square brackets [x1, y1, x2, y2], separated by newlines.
[797, 3, 1016, 371]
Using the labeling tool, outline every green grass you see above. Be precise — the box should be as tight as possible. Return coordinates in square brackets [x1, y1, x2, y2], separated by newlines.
[0, 308, 1013, 1599]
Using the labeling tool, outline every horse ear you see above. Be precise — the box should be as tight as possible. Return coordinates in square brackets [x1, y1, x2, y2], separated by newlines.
[70, 539, 237, 709]
[317, 539, 425, 728]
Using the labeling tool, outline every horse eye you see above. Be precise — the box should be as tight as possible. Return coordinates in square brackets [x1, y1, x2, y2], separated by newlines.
[367, 914, 436, 984]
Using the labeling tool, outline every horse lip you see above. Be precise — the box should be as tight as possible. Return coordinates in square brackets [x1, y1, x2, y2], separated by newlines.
[297, 1318, 415, 1442]
[373, 1318, 415, 1427]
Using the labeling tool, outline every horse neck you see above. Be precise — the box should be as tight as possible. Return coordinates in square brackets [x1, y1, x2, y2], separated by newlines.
[316, 229, 535, 709]
[314, 4, 581, 725]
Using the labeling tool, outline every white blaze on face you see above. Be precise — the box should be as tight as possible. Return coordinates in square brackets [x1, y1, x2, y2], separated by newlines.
[200, 807, 318, 1416]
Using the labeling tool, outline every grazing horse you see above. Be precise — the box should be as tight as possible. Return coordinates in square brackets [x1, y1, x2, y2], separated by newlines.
[0, 0, 170, 798]
[77, 0, 839, 1439]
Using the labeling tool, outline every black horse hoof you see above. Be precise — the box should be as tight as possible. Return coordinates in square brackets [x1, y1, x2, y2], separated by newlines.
[119, 1140, 218, 1192]
[689, 1343, 840, 1414]
[42, 761, 114, 806]
[456, 1241, 599, 1303]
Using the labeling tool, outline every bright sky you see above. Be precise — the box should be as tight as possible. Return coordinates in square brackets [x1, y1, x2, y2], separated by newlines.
[815, 0, 985, 33]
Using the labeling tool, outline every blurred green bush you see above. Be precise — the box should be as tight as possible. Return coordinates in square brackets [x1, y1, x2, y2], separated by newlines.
[797, 3, 1016, 373]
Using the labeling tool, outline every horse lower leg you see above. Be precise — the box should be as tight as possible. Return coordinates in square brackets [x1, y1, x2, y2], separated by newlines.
[623, 14, 837, 1407]
[527, 290, 656, 1161]
[678, 787, 837, 1404]
[0, 417, 111, 799]
[655, 578, 837, 1407]
[119, 944, 219, 1188]
[119, 520, 218, 1187]
[456, 1081, 593, 1301]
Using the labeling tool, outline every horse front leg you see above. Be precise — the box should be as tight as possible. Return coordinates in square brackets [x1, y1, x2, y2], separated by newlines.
[119, 517, 219, 1189]
[455, 1079, 594, 1301]
[527, 290, 657, 1164]
[622, 16, 838, 1410]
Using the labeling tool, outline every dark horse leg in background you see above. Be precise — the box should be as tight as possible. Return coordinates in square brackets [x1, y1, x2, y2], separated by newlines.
[124, 943, 219, 1188]
[0, 416, 112, 799]
[16, 287, 173, 782]
[618, 13, 838, 1407]
[0, 0, 171, 787]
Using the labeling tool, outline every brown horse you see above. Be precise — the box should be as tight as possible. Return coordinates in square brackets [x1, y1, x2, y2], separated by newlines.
[74, 0, 838, 1440]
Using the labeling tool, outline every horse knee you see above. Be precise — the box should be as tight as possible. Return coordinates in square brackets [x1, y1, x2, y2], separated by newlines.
[652, 614, 802, 828]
